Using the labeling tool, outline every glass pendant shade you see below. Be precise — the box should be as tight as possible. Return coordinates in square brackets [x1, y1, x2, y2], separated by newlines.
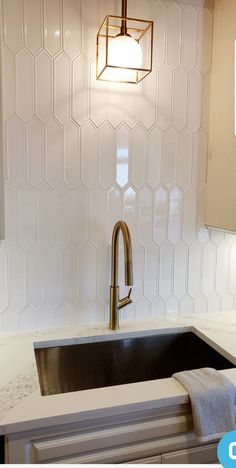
[96, 7, 153, 84]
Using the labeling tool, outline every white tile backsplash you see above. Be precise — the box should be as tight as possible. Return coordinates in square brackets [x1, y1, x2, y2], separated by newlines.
[1, 0, 236, 332]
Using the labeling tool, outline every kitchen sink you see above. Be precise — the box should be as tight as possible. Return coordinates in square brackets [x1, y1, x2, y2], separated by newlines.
[34, 331, 234, 396]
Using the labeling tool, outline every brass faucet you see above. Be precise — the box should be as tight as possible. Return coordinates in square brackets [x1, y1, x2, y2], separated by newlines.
[109, 220, 133, 330]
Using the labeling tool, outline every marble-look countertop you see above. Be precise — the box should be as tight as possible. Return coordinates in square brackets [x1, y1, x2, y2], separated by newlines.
[1, 311, 236, 436]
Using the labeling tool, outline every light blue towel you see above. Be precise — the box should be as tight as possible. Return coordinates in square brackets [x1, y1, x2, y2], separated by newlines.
[173, 368, 236, 442]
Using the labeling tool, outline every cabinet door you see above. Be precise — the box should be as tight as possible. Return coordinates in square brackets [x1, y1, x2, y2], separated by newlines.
[162, 443, 218, 464]
[126, 455, 162, 464]
[206, 0, 236, 232]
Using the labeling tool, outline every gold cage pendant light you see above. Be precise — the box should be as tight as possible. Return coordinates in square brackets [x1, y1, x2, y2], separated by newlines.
[96, 0, 153, 84]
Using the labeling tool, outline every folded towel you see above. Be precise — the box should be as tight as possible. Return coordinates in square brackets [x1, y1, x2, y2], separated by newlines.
[173, 368, 236, 442]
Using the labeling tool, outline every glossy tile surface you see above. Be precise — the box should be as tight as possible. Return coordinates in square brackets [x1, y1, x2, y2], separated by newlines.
[1, 0, 236, 331]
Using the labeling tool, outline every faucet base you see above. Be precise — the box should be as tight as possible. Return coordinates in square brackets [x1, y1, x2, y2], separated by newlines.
[109, 286, 119, 330]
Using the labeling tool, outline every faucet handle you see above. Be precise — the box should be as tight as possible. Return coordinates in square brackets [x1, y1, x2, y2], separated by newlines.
[118, 289, 132, 310]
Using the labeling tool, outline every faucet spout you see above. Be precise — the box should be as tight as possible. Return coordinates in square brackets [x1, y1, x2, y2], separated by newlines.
[109, 221, 133, 330]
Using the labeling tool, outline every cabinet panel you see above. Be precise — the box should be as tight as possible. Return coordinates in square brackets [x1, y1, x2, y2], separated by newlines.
[162, 443, 218, 464]
[206, 0, 236, 232]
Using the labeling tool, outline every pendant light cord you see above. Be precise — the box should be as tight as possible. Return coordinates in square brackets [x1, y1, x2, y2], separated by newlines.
[121, 0, 127, 35]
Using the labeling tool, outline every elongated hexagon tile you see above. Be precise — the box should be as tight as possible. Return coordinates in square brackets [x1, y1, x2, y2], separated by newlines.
[26, 117, 44, 188]
[197, 8, 213, 74]
[44, 0, 62, 57]
[2, 46, 15, 120]
[97, 243, 110, 305]
[174, 242, 188, 299]
[147, 126, 162, 189]
[79, 244, 96, 304]
[202, 71, 211, 132]
[166, 2, 181, 70]
[18, 183, 36, 249]
[176, 128, 192, 190]
[3, 0, 23, 52]
[107, 84, 123, 129]
[45, 245, 62, 308]
[166, 295, 179, 317]
[18, 306, 36, 330]
[24, 0, 42, 54]
[89, 60, 107, 127]
[123, 187, 138, 242]
[89, 186, 106, 247]
[153, 186, 168, 246]
[63, 120, 80, 189]
[0, 250, 8, 312]
[99, 123, 115, 189]
[35, 52, 53, 122]
[72, 55, 89, 125]
[27, 245, 45, 309]
[6, 115, 26, 187]
[172, 68, 187, 132]
[2, 182, 18, 251]
[150, 0, 166, 69]
[63, 244, 78, 306]
[194, 294, 208, 314]
[1, 310, 18, 331]
[72, 185, 89, 247]
[132, 242, 145, 303]
[216, 241, 231, 298]
[161, 128, 177, 189]
[130, 126, 147, 189]
[54, 53, 71, 124]
[121, 83, 140, 130]
[81, 122, 98, 189]
[54, 304, 72, 327]
[9, 247, 27, 312]
[183, 187, 197, 245]
[45, 118, 63, 187]
[138, 186, 153, 246]
[37, 184, 54, 249]
[168, 187, 183, 245]
[16, 49, 34, 122]
[192, 128, 208, 190]
[210, 229, 225, 245]
[89, 300, 105, 324]
[120, 302, 135, 322]
[182, 6, 197, 72]
[36, 304, 54, 329]
[62, 0, 81, 58]
[136, 298, 150, 321]
[180, 295, 194, 316]
[207, 293, 221, 313]
[116, 125, 130, 189]
[159, 241, 174, 300]
[222, 294, 235, 312]
[202, 241, 216, 296]
[81, 0, 99, 61]
[151, 296, 166, 318]
[55, 184, 72, 248]
[188, 242, 202, 298]
[187, 70, 203, 132]
[157, 64, 172, 131]
[141, 68, 157, 130]
[106, 187, 122, 244]
[70, 301, 88, 325]
[144, 243, 159, 301]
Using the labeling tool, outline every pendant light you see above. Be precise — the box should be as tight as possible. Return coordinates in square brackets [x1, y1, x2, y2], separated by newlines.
[96, 0, 153, 84]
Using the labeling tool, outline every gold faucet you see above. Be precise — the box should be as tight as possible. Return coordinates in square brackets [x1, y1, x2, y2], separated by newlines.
[109, 220, 133, 330]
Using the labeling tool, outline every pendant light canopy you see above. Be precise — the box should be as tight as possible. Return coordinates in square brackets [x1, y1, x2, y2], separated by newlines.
[96, 0, 153, 84]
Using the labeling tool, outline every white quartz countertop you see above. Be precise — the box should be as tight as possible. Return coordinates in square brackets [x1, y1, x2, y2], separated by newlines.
[1, 311, 236, 436]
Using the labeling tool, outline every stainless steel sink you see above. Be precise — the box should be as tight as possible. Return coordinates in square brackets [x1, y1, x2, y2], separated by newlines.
[34, 331, 234, 396]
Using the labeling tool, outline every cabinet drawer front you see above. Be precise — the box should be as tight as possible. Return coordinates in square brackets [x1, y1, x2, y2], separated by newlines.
[162, 443, 218, 464]
[29, 415, 192, 463]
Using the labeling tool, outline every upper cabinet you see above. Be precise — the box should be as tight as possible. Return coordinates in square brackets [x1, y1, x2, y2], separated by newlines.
[206, 0, 236, 232]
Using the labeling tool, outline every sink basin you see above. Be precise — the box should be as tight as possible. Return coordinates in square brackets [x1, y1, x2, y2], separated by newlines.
[34, 331, 234, 396]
